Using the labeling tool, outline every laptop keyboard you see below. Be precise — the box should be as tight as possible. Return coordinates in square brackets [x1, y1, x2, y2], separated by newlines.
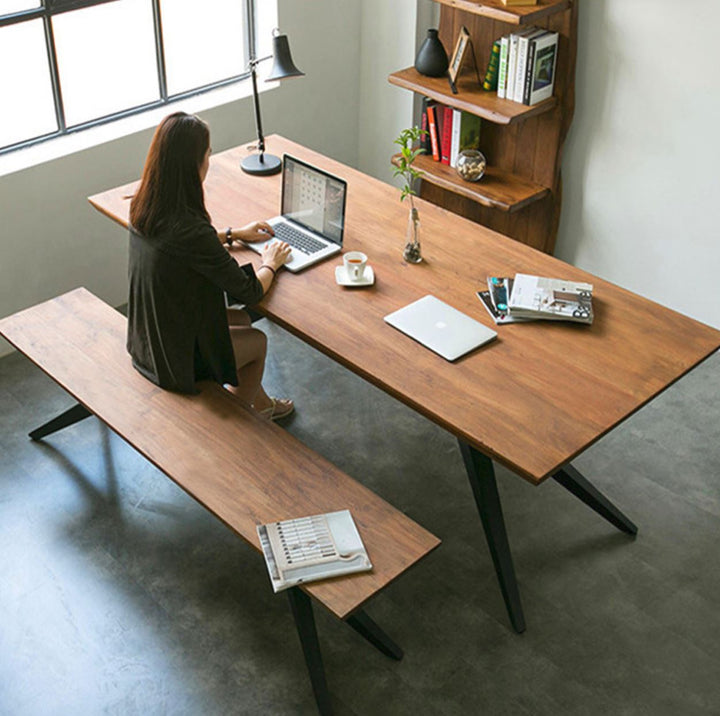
[273, 222, 326, 255]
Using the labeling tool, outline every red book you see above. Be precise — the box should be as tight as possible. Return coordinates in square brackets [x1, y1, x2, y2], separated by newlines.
[440, 106, 453, 165]
[426, 103, 440, 161]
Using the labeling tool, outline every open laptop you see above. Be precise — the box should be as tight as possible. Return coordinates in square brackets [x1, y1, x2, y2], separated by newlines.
[245, 154, 347, 272]
[384, 295, 497, 361]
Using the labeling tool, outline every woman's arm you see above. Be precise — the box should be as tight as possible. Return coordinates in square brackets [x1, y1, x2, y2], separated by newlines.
[218, 221, 275, 245]
[218, 221, 290, 295]
[256, 241, 292, 293]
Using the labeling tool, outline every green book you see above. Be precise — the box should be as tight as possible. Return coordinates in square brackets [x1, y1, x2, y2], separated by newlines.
[483, 40, 501, 91]
[450, 110, 482, 167]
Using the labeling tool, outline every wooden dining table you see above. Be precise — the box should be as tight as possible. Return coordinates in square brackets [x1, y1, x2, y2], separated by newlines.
[89, 135, 720, 633]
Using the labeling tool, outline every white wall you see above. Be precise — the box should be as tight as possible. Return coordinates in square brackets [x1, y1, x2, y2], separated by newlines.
[356, 0, 437, 183]
[556, 0, 720, 329]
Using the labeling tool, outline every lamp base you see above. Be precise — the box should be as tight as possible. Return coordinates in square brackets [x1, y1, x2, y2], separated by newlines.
[241, 152, 282, 176]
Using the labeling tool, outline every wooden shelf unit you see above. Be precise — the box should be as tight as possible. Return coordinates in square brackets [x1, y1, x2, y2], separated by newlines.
[388, 0, 578, 254]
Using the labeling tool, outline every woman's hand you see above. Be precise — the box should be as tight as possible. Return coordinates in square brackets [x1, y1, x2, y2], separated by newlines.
[237, 221, 274, 243]
[261, 240, 292, 271]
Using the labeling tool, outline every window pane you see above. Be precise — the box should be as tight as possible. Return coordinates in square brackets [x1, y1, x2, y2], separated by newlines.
[1, 0, 40, 14]
[161, 0, 246, 96]
[52, 0, 159, 126]
[0, 20, 58, 149]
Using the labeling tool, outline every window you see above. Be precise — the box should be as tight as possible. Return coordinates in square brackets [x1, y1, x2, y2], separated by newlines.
[0, 0, 255, 155]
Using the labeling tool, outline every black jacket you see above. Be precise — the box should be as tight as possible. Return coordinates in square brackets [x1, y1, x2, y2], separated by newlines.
[127, 214, 264, 393]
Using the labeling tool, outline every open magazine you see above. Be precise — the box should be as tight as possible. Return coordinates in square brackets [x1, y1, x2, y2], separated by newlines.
[257, 510, 372, 592]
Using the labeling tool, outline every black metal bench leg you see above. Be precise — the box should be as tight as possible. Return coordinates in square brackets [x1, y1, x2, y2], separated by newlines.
[29, 403, 92, 441]
[346, 609, 403, 660]
[553, 464, 638, 535]
[287, 587, 333, 716]
[458, 440, 526, 634]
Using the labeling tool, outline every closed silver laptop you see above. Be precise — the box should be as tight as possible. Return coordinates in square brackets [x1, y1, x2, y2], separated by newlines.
[384, 295, 497, 361]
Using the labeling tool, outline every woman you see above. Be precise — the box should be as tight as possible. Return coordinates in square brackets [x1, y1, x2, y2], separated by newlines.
[127, 111, 293, 419]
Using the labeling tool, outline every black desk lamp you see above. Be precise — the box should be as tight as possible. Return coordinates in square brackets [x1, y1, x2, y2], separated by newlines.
[241, 29, 304, 176]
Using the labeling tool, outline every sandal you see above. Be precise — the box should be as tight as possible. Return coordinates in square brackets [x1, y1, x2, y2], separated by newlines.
[259, 397, 294, 421]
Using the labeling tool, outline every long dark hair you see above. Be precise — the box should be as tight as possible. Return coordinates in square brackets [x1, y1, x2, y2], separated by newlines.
[130, 112, 210, 236]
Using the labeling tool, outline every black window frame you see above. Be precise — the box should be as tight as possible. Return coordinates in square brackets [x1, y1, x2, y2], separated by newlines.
[0, 0, 256, 156]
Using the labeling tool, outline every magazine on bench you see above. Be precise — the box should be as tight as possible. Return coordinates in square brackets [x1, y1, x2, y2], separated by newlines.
[257, 509, 372, 592]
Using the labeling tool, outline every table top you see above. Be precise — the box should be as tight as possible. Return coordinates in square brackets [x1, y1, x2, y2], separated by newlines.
[89, 135, 720, 484]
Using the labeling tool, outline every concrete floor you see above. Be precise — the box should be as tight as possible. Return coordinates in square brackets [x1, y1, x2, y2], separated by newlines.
[1, 318, 719, 716]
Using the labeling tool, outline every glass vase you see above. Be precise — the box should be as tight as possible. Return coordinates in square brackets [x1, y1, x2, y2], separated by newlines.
[404, 207, 422, 264]
[455, 149, 487, 182]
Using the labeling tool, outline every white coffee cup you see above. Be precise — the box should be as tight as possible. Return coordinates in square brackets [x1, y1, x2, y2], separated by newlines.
[343, 251, 368, 281]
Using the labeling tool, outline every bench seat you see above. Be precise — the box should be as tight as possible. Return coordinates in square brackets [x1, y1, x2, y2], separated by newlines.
[0, 287, 440, 714]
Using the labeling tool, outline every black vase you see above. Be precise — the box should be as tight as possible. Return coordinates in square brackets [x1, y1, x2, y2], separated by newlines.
[414, 29, 449, 77]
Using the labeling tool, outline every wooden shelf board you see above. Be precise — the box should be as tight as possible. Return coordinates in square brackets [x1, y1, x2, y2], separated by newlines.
[393, 153, 550, 212]
[432, 0, 571, 25]
[388, 67, 556, 125]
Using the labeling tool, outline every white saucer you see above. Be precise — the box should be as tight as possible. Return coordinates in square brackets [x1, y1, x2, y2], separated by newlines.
[335, 265, 375, 287]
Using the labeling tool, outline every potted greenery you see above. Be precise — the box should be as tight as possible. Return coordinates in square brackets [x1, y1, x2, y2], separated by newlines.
[392, 126, 426, 263]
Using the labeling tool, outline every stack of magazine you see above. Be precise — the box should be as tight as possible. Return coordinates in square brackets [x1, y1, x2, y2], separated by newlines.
[257, 509, 372, 592]
[478, 274, 594, 324]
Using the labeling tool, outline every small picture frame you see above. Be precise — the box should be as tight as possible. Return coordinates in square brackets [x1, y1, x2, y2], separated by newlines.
[448, 26, 471, 86]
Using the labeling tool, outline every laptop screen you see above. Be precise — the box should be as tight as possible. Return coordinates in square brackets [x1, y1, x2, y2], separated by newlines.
[281, 155, 347, 245]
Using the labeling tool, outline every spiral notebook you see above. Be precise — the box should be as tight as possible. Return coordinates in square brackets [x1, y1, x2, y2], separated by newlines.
[257, 510, 372, 592]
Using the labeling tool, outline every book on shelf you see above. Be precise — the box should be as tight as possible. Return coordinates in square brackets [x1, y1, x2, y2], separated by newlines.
[507, 273, 594, 323]
[450, 110, 481, 168]
[420, 97, 432, 154]
[513, 27, 546, 103]
[505, 26, 536, 102]
[482, 39, 501, 91]
[496, 28, 559, 105]
[504, 31, 521, 101]
[257, 509, 372, 593]
[497, 35, 510, 99]
[440, 105, 454, 165]
[524, 31, 559, 105]
[426, 101, 440, 161]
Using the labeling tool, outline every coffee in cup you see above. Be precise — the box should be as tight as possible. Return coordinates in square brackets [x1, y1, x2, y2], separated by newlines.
[343, 251, 368, 281]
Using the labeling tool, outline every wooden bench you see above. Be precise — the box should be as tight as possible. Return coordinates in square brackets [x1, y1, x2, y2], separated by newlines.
[0, 287, 440, 716]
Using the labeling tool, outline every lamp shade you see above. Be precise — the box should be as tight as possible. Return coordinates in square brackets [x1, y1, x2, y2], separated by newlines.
[266, 33, 304, 81]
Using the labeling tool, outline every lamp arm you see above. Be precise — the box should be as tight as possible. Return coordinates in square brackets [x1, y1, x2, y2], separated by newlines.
[249, 63, 266, 158]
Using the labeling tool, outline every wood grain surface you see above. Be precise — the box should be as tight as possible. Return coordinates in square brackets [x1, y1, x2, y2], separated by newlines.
[392, 152, 550, 212]
[388, 67, 557, 126]
[88, 135, 720, 484]
[431, 0, 572, 25]
[0, 288, 441, 620]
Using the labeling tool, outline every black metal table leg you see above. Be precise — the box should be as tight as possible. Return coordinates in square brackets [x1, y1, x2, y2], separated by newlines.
[346, 609, 403, 660]
[458, 440, 526, 634]
[29, 403, 92, 441]
[553, 464, 638, 535]
[287, 587, 333, 716]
